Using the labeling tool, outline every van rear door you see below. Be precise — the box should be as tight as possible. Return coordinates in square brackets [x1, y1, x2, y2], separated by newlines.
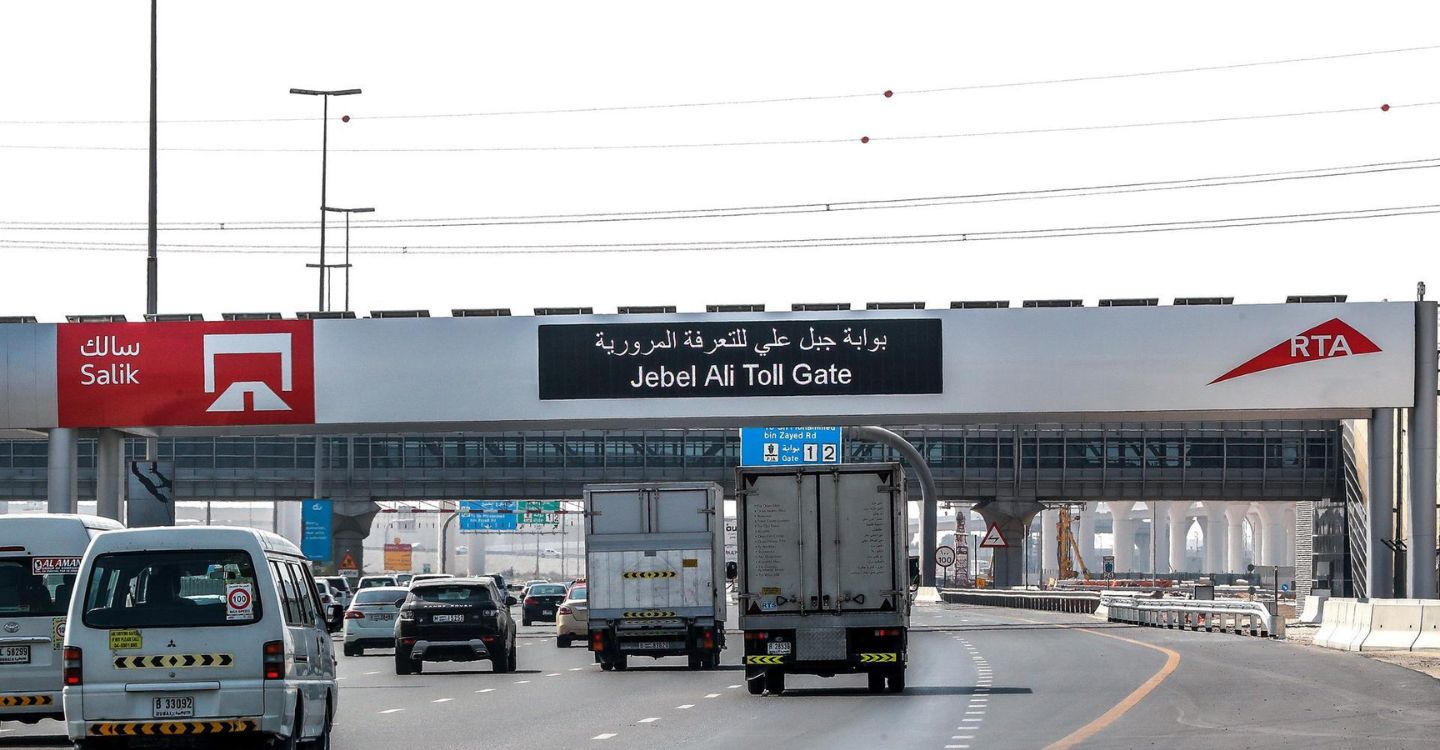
[77, 550, 268, 721]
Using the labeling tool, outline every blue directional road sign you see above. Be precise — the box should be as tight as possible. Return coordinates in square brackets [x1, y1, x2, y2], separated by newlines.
[459, 500, 519, 532]
[740, 427, 842, 467]
[301, 499, 333, 561]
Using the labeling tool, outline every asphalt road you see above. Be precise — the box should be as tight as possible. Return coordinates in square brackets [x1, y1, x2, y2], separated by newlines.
[6, 603, 1440, 749]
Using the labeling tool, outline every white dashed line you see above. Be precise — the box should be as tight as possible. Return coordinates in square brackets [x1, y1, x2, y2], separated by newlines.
[705, 693, 721, 698]
[638, 717, 660, 724]
[547, 673, 561, 677]
[945, 745, 970, 749]
[514, 680, 531, 684]
[476, 688, 495, 693]
[676, 704, 694, 710]
[570, 667, 584, 671]
[593, 733, 617, 740]
[727, 685, 741, 689]
[965, 710, 985, 715]
[433, 698, 453, 703]
[364, 671, 380, 675]
[378, 708, 404, 715]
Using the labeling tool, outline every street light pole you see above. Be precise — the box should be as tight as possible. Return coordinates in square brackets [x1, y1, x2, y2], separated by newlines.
[289, 88, 360, 311]
[322, 206, 373, 313]
[144, 0, 159, 462]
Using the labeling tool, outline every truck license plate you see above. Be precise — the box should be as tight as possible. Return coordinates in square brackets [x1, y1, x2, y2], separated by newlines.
[0, 645, 30, 664]
[767, 641, 792, 655]
[622, 641, 680, 651]
[152, 696, 195, 718]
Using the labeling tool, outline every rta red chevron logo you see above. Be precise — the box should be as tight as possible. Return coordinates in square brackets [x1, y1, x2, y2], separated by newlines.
[1210, 318, 1381, 384]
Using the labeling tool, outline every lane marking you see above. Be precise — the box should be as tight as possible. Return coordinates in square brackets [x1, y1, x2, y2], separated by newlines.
[945, 746, 970, 749]
[547, 673, 561, 677]
[705, 693, 721, 698]
[965, 711, 985, 715]
[638, 717, 660, 724]
[1042, 628, 1182, 750]
[727, 685, 741, 689]
[476, 688, 495, 693]
[364, 671, 380, 675]
[676, 704, 694, 710]
[432, 698, 452, 703]
[569, 667, 584, 671]
[514, 680, 531, 684]
[378, 709, 404, 715]
[593, 733, 617, 740]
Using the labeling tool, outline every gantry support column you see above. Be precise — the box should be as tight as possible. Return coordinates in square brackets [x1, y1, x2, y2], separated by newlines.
[95, 429, 125, 522]
[1205, 505, 1227, 575]
[1225, 503, 1248, 574]
[1112, 512, 1137, 574]
[1167, 503, 1189, 575]
[46, 428, 78, 514]
[1369, 408, 1397, 598]
[1407, 300, 1437, 600]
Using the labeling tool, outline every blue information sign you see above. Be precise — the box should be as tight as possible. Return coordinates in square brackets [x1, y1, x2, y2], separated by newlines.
[301, 499, 333, 562]
[740, 427, 843, 467]
[460, 500, 520, 532]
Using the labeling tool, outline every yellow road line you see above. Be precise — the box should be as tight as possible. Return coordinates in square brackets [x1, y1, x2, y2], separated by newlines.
[1042, 628, 1181, 750]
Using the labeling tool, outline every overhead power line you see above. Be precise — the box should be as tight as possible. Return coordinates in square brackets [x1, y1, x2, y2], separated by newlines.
[3, 156, 1437, 232]
[0, 99, 1431, 154]
[2, 204, 1435, 256]
[1, 42, 1437, 125]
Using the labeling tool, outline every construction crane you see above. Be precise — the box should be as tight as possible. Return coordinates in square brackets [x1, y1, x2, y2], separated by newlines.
[1055, 503, 1092, 581]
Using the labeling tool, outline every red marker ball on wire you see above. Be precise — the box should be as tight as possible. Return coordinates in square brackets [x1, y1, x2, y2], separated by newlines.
[860, 136, 870, 144]
[1380, 104, 1389, 112]
[341, 115, 351, 122]
[883, 90, 893, 98]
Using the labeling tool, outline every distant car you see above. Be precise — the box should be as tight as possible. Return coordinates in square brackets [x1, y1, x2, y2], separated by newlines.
[408, 573, 454, 588]
[541, 548, 561, 558]
[314, 580, 343, 631]
[359, 575, 399, 589]
[522, 583, 568, 626]
[395, 578, 518, 675]
[343, 586, 409, 656]
[519, 579, 549, 600]
[395, 573, 414, 587]
[556, 586, 588, 647]
[323, 575, 353, 608]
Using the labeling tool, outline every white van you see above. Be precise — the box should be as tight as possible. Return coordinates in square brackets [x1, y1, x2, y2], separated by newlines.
[0, 514, 123, 725]
[63, 526, 337, 748]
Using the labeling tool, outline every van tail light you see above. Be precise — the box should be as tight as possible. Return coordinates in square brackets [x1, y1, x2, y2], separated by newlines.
[702, 629, 715, 650]
[591, 631, 605, 652]
[63, 646, 83, 686]
[263, 641, 285, 680]
[558, 606, 573, 616]
[344, 610, 366, 620]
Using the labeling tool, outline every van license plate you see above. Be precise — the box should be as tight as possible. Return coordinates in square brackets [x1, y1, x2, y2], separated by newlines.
[152, 696, 195, 718]
[0, 645, 29, 664]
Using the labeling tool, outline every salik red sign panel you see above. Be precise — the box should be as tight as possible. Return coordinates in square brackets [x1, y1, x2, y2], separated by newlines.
[57, 321, 315, 428]
[1210, 318, 1381, 385]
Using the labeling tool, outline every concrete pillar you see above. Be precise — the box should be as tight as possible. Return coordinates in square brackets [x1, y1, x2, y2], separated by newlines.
[1205, 505, 1227, 575]
[1224, 503, 1247, 574]
[1369, 408, 1397, 598]
[1112, 513, 1136, 573]
[1039, 508, 1058, 581]
[1166, 503, 1189, 575]
[1248, 510, 1264, 567]
[1078, 507, 1098, 566]
[1256, 504, 1287, 567]
[1283, 503, 1296, 566]
[46, 428, 78, 514]
[1407, 300, 1437, 600]
[1145, 503, 1168, 574]
[95, 429, 124, 522]
[974, 499, 1044, 588]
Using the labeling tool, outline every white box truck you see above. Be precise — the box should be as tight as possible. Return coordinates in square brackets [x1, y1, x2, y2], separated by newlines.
[584, 482, 727, 671]
[737, 463, 910, 695]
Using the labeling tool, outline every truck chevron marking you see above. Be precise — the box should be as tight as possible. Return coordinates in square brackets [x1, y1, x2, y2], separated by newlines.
[859, 652, 898, 663]
[745, 655, 786, 665]
[622, 610, 678, 619]
[623, 570, 677, 579]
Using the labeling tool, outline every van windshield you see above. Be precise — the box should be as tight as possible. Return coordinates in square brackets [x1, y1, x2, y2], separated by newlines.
[82, 550, 263, 629]
[0, 557, 73, 617]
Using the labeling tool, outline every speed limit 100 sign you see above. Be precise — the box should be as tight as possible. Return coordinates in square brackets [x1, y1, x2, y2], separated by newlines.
[935, 545, 956, 568]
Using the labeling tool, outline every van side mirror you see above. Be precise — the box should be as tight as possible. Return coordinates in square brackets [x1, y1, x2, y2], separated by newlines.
[505, 596, 518, 607]
[726, 561, 738, 581]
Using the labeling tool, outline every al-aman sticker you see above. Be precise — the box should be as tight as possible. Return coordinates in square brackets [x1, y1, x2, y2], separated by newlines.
[108, 629, 143, 650]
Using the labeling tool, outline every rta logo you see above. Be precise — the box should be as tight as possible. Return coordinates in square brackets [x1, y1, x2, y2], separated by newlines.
[1211, 318, 1381, 384]
[204, 333, 295, 413]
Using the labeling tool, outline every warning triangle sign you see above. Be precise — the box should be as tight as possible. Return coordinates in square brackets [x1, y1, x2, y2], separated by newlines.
[978, 522, 1009, 549]
[339, 551, 358, 570]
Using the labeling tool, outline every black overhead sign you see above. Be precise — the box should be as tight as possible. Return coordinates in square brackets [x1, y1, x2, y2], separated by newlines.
[538, 318, 943, 400]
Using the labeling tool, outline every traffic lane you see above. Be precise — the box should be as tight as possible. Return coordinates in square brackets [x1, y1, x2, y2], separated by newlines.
[334, 634, 747, 750]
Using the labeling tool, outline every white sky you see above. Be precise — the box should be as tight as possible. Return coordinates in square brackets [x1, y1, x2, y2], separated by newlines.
[2, 1, 1439, 321]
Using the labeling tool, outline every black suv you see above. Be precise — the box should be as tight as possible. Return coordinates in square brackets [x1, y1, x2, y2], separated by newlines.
[395, 578, 519, 675]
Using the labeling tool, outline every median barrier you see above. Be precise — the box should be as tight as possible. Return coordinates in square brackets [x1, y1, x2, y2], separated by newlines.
[1412, 600, 1440, 650]
[1298, 591, 1328, 624]
[939, 589, 1101, 614]
[1102, 594, 1277, 638]
[1359, 600, 1424, 651]
[1344, 601, 1375, 651]
[1313, 598, 1354, 649]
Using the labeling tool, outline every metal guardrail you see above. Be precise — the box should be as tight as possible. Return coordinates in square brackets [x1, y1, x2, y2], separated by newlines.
[1102, 594, 1280, 638]
[940, 589, 1100, 614]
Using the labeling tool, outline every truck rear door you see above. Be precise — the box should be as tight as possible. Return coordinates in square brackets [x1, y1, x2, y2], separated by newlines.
[740, 472, 819, 615]
[822, 468, 901, 612]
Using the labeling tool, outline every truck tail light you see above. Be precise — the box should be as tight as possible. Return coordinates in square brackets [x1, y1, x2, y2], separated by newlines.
[558, 606, 573, 615]
[744, 631, 769, 641]
[263, 641, 285, 680]
[63, 646, 83, 686]
[873, 628, 901, 637]
[344, 610, 366, 620]
[591, 631, 605, 652]
[702, 629, 715, 650]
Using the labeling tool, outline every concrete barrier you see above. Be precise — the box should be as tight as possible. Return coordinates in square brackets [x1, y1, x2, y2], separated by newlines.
[1313, 598, 1353, 649]
[1358, 600, 1424, 651]
[1412, 600, 1440, 650]
[1345, 601, 1375, 651]
[1298, 591, 1329, 625]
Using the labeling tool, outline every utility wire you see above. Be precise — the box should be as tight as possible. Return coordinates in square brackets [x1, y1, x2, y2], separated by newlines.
[3, 156, 1437, 232]
[2, 205, 1435, 256]
[1, 42, 1436, 125]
